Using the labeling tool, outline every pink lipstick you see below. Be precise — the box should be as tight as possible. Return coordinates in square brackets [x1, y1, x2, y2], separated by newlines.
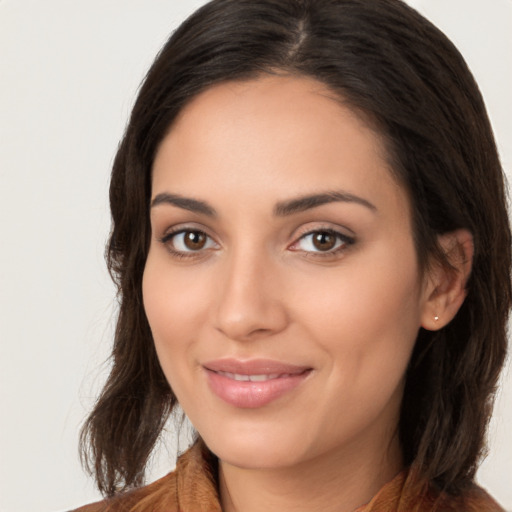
[203, 359, 312, 408]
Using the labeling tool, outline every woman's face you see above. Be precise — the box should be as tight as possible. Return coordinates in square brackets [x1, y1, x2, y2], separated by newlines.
[143, 75, 432, 472]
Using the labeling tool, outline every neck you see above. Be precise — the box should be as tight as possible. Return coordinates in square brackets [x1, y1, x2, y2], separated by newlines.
[218, 432, 404, 512]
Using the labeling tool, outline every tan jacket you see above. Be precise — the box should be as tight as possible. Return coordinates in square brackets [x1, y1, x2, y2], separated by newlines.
[73, 442, 504, 512]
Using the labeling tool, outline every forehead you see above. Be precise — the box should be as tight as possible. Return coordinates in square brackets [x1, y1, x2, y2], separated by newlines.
[152, 75, 409, 224]
[164, 74, 385, 155]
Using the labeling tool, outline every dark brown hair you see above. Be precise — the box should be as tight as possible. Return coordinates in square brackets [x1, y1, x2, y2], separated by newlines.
[80, 0, 511, 498]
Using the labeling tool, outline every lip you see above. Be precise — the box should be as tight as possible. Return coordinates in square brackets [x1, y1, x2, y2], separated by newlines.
[203, 358, 312, 409]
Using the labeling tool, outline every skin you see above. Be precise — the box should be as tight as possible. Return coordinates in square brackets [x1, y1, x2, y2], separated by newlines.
[143, 75, 468, 512]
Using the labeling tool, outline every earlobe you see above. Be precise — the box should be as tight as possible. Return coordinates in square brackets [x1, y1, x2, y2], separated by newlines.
[421, 229, 474, 331]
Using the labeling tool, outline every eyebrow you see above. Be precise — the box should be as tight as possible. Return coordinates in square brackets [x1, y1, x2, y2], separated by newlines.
[274, 191, 377, 216]
[151, 193, 216, 216]
[150, 190, 377, 217]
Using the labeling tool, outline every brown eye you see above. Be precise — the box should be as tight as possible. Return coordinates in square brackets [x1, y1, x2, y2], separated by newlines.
[312, 231, 337, 251]
[183, 231, 207, 250]
[292, 229, 355, 255]
[161, 229, 217, 255]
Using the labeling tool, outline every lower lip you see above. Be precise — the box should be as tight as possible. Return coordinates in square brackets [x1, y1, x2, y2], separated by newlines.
[205, 369, 311, 409]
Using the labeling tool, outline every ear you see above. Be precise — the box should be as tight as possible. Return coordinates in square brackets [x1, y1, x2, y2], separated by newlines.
[420, 229, 474, 331]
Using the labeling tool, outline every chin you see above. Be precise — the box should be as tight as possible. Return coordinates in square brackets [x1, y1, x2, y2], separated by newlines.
[213, 442, 302, 470]
[199, 423, 309, 470]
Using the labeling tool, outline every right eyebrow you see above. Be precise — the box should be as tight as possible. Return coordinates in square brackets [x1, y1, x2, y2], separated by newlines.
[150, 189, 377, 218]
[150, 193, 217, 217]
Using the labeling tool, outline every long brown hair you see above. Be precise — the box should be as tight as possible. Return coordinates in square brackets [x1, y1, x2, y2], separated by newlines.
[80, 0, 511, 497]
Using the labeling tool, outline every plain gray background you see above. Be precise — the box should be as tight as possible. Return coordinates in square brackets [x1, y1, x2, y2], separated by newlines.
[1, 1, 511, 511]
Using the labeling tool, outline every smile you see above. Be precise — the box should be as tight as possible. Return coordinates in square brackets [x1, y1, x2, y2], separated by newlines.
[203, 359, 312, 409]
[214, 371, 293, 382]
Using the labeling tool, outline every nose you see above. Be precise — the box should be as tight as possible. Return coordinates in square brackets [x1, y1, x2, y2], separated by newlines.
[213, 247, 289, 342]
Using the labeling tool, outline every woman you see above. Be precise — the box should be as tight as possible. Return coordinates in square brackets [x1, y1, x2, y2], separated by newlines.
[75, 0, 511, 510]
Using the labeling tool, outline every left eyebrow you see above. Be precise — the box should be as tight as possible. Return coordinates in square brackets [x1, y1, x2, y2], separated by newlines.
[150, 190, 377, 218]
[273, 191, 377, 217]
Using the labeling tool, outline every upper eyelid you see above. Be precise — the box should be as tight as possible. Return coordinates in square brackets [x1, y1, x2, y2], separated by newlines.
[156, 222, 356, 246]
[158, 224, 355, 254]
[292, 222, 356, 240]
[159, 223, 216, 239]
[290, 228, 355, 249]
[157, 223, 352, 235]
[160, 228, 219, 249]
[298, 228, 353, 241]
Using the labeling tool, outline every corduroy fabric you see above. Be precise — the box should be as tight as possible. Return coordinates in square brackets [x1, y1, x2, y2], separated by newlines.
[73, 441, 504, 512]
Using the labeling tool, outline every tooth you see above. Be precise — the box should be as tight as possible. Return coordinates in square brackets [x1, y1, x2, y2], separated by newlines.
[248, 374, 269, 382]
[216, 371, 289, 382]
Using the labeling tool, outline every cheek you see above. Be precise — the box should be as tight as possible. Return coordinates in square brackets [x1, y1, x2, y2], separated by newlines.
[295, 244, 422, 384]
[142, 248, 213, 327]
[142, 252, 211, 381]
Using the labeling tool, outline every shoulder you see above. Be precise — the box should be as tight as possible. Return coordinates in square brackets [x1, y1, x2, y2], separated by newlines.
[408, 476, 505, 512]
[70, 470, 178, 512]
[361, 467, 505, 512]
[70, 440, 220, 512]
[431, 484, 506, 512]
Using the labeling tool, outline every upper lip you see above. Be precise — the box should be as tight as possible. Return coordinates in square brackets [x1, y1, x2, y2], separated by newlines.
[203, 358, 311, 376]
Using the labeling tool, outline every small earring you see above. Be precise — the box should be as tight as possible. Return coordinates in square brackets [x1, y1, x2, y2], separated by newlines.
[434, 315, 439, 322]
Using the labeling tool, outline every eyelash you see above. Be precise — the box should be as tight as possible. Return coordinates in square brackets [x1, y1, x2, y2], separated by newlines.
[158, 227, 355, 260]
[159, 228, 217, 260]
[290, 228, 355, 258]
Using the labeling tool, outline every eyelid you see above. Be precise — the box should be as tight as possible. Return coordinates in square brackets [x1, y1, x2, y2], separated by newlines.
[288, 225, 356, 255]
[159, 222, 217, 242]
[161, 230, 217, 247]
[158, 225, 220, 258]
[291, 222, 355, 241]
[156, 222, 355, 259]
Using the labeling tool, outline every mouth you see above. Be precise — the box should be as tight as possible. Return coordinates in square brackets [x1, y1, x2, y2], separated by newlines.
[203, 359, 312, 408]
[212, 371, 298, 382]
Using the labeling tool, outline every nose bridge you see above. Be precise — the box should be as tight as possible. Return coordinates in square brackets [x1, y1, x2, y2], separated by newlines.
[214, 240, 287, 340]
